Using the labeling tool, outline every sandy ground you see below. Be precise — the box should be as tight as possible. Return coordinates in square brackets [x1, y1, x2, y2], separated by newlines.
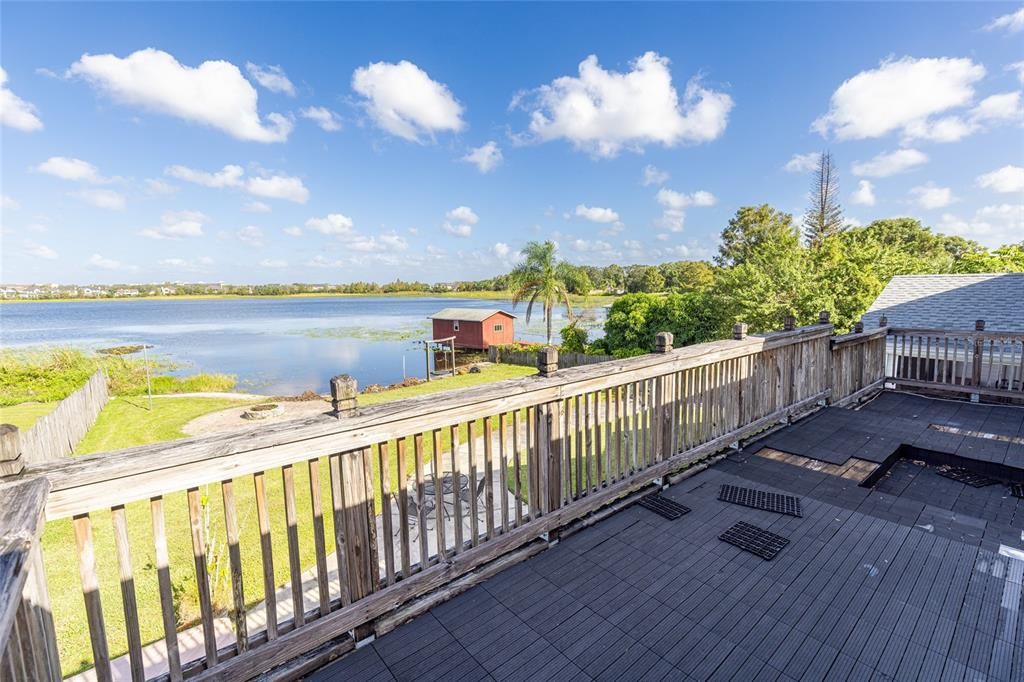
[182, 399, 333, 436]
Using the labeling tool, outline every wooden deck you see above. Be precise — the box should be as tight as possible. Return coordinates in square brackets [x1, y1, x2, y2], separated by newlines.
[312, 394, 1024, 681]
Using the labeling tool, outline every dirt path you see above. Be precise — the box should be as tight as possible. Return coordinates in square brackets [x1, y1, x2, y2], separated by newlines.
[182, 400, 332, 436]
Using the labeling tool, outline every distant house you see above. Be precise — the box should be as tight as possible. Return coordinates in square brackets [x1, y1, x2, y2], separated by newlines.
[428, 308, 516, 350]
[863, 273, 1024, 332]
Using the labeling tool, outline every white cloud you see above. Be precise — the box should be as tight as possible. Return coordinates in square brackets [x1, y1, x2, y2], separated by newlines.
[910, 184, 955, 210]
[351, 60, 464, 142]
[851, 149, 928, 178]
[937, 204, 1024, 248]
[462, 141, 503, 173]
[784, 152, 820, 173]
[446, 206, 479, 224]
[246, 174, 310, 203]
[851, 180, 876, 206]
[146, 178, 177, 195]
[166, 164, 308, 204]
[985, 7, 1024, 33]
[37, 156, 108, 183]
[900, 115, 977, 143]
[1007, 62, 1024, 85]
[259, 258, 288, 269]
[283, 225, 302, 237]
[306, 255, 344, 268]
[0, 67, 43, 131]
[970, 91, 1023, 123]
[89, 253, 134, 271]
[1, 195, 17, 210]
[813, 57, 985, 141]
[74, 188, 126, 210]
[443, 223, 473, 238]
[166, 163, 244, 188]
[68, 48, 292, 142]
[237, 225, 264, 246]
[24, 241, 57, 259]
[244, 200, 272, 213]
[515, 52, 733, 158]
[159, 256, 212, 270]
[977, 165, 1024, 193]
[574, 204, 620, 223]
[572, 239, 614, 253]
[300, 106, 342, 132]
[140, 210, 205, 239]
[492, 242, 511, 259]
[641, 165, 670, 186]
[656, 188, 716, 209]
[306, 213, 354, 235]
[245, 63, 295, 96]
[347, 233, 408, 253]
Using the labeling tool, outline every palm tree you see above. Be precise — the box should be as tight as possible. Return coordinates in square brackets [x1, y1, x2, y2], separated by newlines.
[508, 240, 575, 346]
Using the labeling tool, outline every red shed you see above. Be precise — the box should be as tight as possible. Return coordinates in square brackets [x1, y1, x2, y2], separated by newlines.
[428, 308, 516, 350]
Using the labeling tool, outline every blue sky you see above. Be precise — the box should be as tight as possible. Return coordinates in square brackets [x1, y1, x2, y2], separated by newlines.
[1, 2, 1022, 285]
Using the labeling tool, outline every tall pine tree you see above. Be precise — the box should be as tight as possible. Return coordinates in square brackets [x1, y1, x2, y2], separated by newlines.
[803, 151, 844, 247]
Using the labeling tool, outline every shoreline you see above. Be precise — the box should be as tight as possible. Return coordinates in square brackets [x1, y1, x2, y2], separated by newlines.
[0, 291, 617, 306]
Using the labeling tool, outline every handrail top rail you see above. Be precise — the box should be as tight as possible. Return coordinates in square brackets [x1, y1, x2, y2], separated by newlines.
[28, 323, 833, 519]
[0, 477, 50, 651]
[886, 327, 1024, 339]
[831, 326, 888, 347]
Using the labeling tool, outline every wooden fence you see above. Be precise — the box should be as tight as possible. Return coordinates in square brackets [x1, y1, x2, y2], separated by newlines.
[886, 323, 1024, 401]
[1, 315, 933, 681]
[488, 346, 612, 369]
[21, 370, 108, 464]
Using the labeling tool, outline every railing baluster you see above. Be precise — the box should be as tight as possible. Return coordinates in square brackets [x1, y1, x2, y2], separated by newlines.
[604, 388, 613, 487]
[562, 399, 572, 504]
[185, 488, 217, 667]
[414, 433, 429, 567]
[304, 459, 330, 618]
[483, 417, 495, 540]
[150, 496, 183, 680]
[584, 391, 593, 494]
[220, 479, 249, 650]
[573, 395, 582, 498]
[396, 439, 411, 576]
[499, 412, 510, 530]
[281, 465, 304, 627]
[252, 471, 279, 637]
[466, 423, 479, 546]
[110, 506, 143, 681]
[378, 442, 396, 585]
[432, 429, 447, 559]
[512, 411, 523, 526]
[450, 426, 464, 551]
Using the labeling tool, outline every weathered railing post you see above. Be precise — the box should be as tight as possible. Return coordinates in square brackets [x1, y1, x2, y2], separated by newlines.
[819, 310, 831, 325]
[331, 375, 358, 417]
[783, 315, 796, 332]
[0, 425, 24, 479]
[854, 320, 864, 334]
[971, 320, 985, 401]
[879, 315, 887, 328]
[537, 347, 558, 377]
[654, 332, 674, 467]
[733, 323, 748, 340]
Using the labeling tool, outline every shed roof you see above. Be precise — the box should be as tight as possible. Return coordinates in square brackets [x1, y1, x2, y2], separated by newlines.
[862, 273, 1024, 332]
[428, 308, 516, 322]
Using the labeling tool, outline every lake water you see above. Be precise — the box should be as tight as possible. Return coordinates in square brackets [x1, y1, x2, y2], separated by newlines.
[0, 297, 607, 394]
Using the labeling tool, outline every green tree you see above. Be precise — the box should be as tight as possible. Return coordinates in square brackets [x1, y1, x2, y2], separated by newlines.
[659, 260, 715, 291]
[625, 265, 666, 293]
[508, 240, 576, 345]
[559, 324, 589, 353]
[600, 264, 626, 292]
[953, 243, 1024, 273]
[717, 204, 799, 267]
[802, 151, 844, 247]
[601, 291, 725, 355]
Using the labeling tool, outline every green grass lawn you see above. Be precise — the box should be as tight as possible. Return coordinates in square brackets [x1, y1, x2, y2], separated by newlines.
[0, 401, 58, 429]
[42, 364, 538, 676]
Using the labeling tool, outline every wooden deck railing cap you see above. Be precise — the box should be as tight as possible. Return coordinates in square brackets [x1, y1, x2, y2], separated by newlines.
[0, 476, 50, 649]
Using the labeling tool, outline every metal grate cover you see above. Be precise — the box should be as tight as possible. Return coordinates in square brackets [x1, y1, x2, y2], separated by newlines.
[719, 521, 789, 561]
[936, 467, 998, 488]
[637, 493, 691, 520]
[718, 484, 802, 517]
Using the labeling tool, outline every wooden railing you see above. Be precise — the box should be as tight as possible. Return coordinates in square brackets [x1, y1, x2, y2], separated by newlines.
[887, 321, 1024, 400]
[6, 313, 954, 681]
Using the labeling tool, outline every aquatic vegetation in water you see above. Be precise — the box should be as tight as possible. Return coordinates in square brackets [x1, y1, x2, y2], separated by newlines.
[292, 323, 431, 342]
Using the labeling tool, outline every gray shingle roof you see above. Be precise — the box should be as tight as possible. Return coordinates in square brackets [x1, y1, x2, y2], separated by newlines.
[862, 273, 1024, 332]
[428, 307, 516, 322]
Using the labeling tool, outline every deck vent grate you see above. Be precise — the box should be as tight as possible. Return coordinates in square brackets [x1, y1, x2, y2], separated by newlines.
[936, 467, 998, 488]
[719, 521, 789, 561]
[1010, 484, 1024, 499]
[637, 493, 691, 520]
[718, 484, 802, 517]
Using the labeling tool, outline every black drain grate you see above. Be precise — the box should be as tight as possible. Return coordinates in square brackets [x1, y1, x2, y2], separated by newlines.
[637, 493, 691, 520]
[718, 484, 802, 517]
[720, 521, 789, 561]
[1010, 484, 1024, 499]
[936, 467, 998, 488]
